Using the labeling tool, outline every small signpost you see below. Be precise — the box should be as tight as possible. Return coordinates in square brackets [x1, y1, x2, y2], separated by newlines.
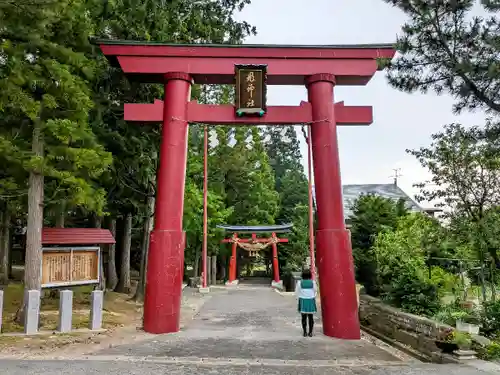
[41, 247, 100, 288]
[234, 64, 267, 117]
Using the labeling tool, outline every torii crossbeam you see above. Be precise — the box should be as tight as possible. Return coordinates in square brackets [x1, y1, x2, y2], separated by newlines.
[124, 100, 373, 126]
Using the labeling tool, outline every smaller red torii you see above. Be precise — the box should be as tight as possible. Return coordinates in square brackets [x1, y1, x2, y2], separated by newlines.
[124, 100, 373, 126]
[219, 224, 291, 286]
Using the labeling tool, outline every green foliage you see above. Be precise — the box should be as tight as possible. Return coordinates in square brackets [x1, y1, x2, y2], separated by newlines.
[383, 0, 500, 114]
[479, 341, 500, 361]
[408, 123, 500, 216]
[263, 126, 310, 272]
[0, 0, 112, 215]
[280, 204, 310, 273]
[350, 194, 408, 294]
[429, 266, 460, 293]
[0, 0, 312, 279]
[452, 331, 472, 349]
[410, 122, 500, 278]
[481, 300, 500, 337]
[434, 306, 469, 327]
[373, 213, 443, 316]
[386, 271, 441, 316]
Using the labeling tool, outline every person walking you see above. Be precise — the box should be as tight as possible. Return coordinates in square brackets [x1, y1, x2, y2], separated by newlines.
[296, 268, 317, 337]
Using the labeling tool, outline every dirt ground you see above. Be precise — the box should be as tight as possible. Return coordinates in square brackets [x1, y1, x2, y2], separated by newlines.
[0, 284, 209, 359]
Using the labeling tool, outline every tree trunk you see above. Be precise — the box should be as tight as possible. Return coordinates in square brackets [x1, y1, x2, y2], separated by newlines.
[0, 210, 9, 284]
[8, 240, 13, 280]
[92, 215, 106, 291]
[55, 202, 65, 228]
[220, 255, 226, 281]
[48, 204, 66, 298]
[490, 259, 496, 302]
[211, 255, 217, 285]
[0, 210, 4, 283]
[106, 219, 118, 290]
[115, 213, 132, 294]
[16, 118, 44, 324]
[194, 252, 200, 278]
[206, 256, 211, 286]
[134, 195, 155, 301]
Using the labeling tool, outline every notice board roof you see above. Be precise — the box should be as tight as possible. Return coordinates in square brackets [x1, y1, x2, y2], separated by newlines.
[42, 228, 116, 245]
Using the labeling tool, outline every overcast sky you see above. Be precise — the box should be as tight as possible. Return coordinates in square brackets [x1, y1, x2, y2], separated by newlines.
[234, 0, 488, 202]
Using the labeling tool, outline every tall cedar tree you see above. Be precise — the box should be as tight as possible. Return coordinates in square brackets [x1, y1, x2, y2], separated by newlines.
[87, 0, 256, 286]
[350, 194, 408, 295]
[263, 126, 310, 272]
[0, 0, 112, 322]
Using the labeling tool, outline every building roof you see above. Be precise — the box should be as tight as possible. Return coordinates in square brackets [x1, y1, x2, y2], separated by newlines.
[42, 228, 116, 245]
[313, 183, 423, 220]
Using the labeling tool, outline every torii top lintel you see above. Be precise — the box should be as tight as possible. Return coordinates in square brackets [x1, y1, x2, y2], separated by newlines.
[97, 40, 395, 86]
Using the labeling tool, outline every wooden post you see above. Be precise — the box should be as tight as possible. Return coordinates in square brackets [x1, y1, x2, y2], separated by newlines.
[211, 255, 217, 285]
[202, 125, 208, 288]
[306, 124, 316, 280]
[206, 259, 211, 287]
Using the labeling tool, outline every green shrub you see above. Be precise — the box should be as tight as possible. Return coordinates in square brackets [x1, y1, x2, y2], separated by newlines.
[372, 214, 444, 316]
[384, 271, 441, 316]
[452, 331, 472, 349]
[350, 195, 408, 295]
[477, 342, 500, 361]
[434, 306, 469, 326]
[429, 267, 459, 294]
[481, 300, 500, 337]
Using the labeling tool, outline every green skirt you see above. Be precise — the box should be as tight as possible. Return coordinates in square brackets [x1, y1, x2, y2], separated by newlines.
[298, 298, 317, 314]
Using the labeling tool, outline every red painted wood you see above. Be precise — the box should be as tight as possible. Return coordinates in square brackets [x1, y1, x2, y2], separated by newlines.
[100, 43, 395, 60]
[98, 41, 395, 341]
[202, 125, 208, 288]
[271, 233, 280, 283]
[143, 229, 185, 333]
[117, 56, 378, 85]
[124, 100, 372, 126]
[334, 102, 373, 125]
[42, 228, 115, 245]
[307, 73, 360, 339]
[229, 238, 238, 283]
[306, 124, 316, 280]
[143, 74, 191, 334]
[224, 233, 287, 283]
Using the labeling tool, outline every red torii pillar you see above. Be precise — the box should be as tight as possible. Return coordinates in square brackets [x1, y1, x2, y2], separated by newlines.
[222, 232, 288, 286]
[98, 41, 395, 340]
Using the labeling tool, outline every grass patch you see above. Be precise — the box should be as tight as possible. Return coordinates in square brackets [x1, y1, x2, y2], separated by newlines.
[1, 282, 140, 334]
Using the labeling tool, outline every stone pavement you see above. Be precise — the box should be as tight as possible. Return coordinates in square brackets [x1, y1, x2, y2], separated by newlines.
[1, 285, 499, 374]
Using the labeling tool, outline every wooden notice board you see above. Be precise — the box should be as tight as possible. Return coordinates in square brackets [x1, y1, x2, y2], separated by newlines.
[41, 247, 100, 288]
[234, 64, 267, 116]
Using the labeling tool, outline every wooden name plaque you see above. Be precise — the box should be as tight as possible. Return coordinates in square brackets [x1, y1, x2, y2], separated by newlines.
[41, 247, 100, 288]
[234, 64, 267, 116]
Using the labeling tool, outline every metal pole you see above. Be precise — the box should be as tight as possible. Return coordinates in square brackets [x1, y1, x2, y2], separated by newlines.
[307, 124, 316, 280]
[202, 125, 208, 288]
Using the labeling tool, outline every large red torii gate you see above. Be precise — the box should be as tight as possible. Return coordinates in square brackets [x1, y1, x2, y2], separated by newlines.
[98, 40, 395, 340]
